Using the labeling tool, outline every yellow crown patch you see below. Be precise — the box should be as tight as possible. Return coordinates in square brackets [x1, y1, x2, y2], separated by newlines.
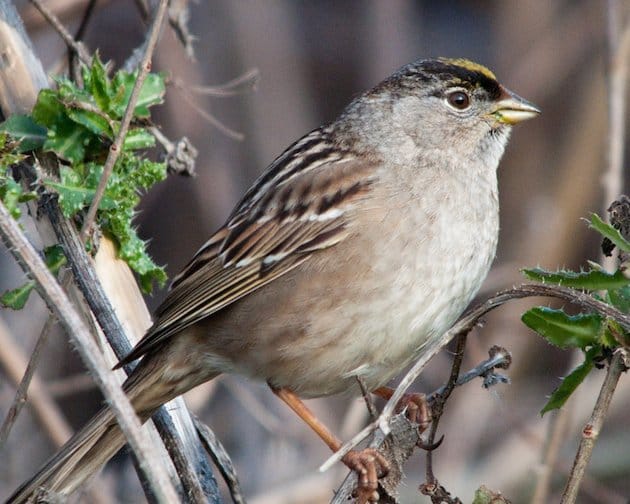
[438, 58, 496, 81]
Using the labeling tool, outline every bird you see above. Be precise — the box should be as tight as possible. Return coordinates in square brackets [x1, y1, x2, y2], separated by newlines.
[8, 57, 539, 503]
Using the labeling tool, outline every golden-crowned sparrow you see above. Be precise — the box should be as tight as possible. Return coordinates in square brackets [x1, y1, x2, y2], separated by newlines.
[9, 58, 539, 503]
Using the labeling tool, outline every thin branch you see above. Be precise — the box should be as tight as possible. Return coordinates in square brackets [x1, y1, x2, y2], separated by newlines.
[330, 348, 512, 504]
[79, 0, 169, 240]
[0, 305, 57, 448]
[28, 0, 91, 64]
[321, 283, 630, 472]
[69, 0, 98, 82]
[0, 315, 71, 447]
[560, 349, 629, 503]
[423, 333, 467, 491]
[356, 376, 379, 422]
[0, 199, 179, 503]
[167, 0, 196, 59]
[187, 68, 260, 97]
[175, 81, 246, 140]
[194, 416, 246, 504]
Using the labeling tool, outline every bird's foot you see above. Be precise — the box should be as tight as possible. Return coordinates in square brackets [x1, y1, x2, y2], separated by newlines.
[394, 392, 431, 432]
[342, 448, 390, 503]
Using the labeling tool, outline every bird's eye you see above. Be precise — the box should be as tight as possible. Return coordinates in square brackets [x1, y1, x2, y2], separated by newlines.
[446, 90, 471, 110]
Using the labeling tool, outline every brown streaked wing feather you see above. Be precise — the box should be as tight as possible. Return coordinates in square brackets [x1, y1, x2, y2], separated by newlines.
[117, 156, 376, 368]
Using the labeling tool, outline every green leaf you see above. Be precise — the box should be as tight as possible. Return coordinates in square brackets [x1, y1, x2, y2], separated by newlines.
[0, 115, 47, 152]
[541, 347, 599, 414]
[521, 307, 602, 349]
[522, 267, 630, 290]
[134, 73, 166, 117]
[590, 213, 630, 253]
[110, 72, 165, 118]
[0, 281, 36, 309]
[45, 166, 94, 217]
[66, 107, 113, 137]
[0, 177, 27, 219]
[88, 55, 111, 112]
[43, 244, 67, 275]
[44, 124, 92, 164]
[0, 246, 66, 310]
[123, 128, 156, 151]
[607, 286, 630, 313]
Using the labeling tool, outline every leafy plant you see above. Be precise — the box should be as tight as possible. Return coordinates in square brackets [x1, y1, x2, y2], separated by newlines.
[0, 245, 66, 309]
[521, 214, 630, 414]
[0, 55, 168, 292]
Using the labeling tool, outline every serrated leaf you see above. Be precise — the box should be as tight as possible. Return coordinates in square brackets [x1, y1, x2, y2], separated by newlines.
[0, 281, 36, 309]
[541, 347, 598, 414]
[590, 213, 630, 253]
[45, 166, 93, 217]
[88, 55, 111, 112]
[123, 129, 156, 151]
[110, 72, 165, 118]
[66, 107, 113, 137]
[134, 73, 166, 117]
[521, 307, 602, 349]
[32, 89, 66, 126]
[522, 267, 630, 290]
[0, 115, 47, 152]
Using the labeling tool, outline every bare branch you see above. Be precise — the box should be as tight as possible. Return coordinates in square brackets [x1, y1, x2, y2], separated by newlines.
[28, 0, 91, 64]
[0, 199, 179, 503]
[0, 305, 57, 448]
[560, 349, 629, 503]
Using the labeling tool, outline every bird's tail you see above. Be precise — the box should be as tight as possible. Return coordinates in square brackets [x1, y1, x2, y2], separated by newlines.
[7, 354, 218, 503]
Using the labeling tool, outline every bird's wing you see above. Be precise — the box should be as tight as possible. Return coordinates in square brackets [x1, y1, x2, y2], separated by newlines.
[117, 135, 376, 367]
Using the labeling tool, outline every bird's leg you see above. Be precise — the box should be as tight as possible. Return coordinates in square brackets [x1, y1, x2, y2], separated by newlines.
[372, 386, 431, 431]
[270, 386, 389, 504]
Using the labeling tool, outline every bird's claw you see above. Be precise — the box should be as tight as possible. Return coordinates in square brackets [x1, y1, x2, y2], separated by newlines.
[343, 448, 390, 503]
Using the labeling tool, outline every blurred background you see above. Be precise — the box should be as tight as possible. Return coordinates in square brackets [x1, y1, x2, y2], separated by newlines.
[1, 1, 629, 503]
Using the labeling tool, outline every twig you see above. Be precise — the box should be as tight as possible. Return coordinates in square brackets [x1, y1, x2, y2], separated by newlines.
[356, 376, 378, 421]
[175, 82, 246, 140]
[0, 199, 178, 503]
[194, 416, 246, 504]
[427, 346, 511, 401]
[0, 306, 57, 448]
[187, 68, 260, 97]
[79, 0, 169, 240]
[69, 0, 98, 82]
[28, 0, 91, 64]
[168, 0, 195, 59]
[423, 333, 467, 492]
[0, 316, 72, 447]
[320, 283, 630, 472]
[560, 349, 629, 503]
[330, 350, 513, 503]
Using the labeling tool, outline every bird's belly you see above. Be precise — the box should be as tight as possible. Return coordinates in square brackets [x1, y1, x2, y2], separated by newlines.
[203, 197, 498, 398]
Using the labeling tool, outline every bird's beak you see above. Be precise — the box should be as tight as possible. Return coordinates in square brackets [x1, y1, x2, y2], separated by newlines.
[490, 87, 540, 125]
